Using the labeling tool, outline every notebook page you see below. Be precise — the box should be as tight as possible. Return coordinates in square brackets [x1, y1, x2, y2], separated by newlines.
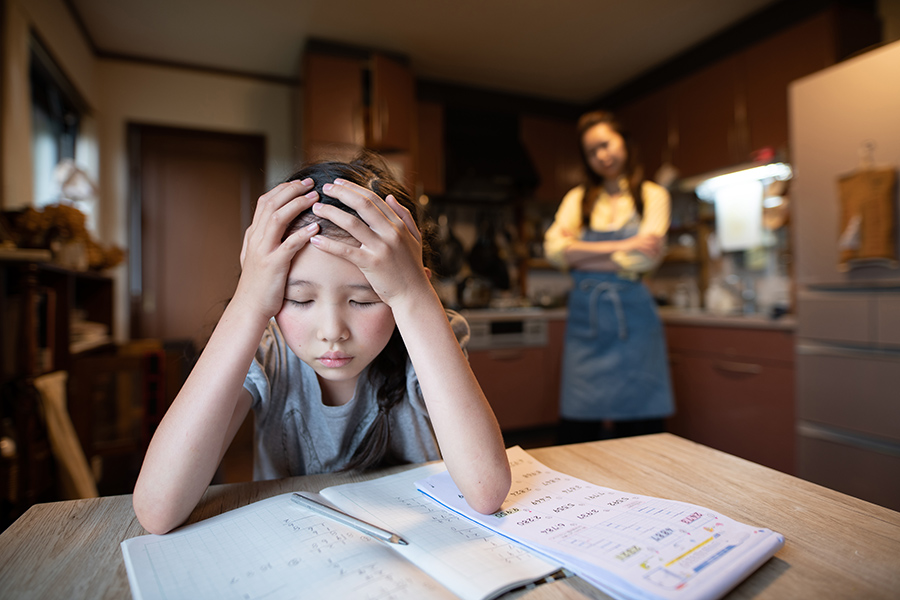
[417, 446, 784, 600]
[121, 492, 456, 600]
[321, 463, 561, 600]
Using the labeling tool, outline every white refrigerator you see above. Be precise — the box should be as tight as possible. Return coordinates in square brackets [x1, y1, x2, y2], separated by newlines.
[789, 40, 900, 511]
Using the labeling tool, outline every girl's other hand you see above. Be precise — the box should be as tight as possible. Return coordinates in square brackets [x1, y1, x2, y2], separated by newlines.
[309, 179, 428, 306]
[235, 179, 320, 319]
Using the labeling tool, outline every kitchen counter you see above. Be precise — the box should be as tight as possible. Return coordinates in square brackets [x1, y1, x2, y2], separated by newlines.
[459, 306, 568, 322]
[659, 307, 796, 331]
[460, 306, 796, 330]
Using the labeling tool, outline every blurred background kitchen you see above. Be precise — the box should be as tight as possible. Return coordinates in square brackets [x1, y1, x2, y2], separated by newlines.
[2, 0, 899, 530]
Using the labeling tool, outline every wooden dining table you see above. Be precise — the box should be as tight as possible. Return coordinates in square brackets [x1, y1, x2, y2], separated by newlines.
[1, 433, 898, 599]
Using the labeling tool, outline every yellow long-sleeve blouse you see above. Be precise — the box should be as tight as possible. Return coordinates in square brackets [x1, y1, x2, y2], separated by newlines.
[543, 177, 671, 275]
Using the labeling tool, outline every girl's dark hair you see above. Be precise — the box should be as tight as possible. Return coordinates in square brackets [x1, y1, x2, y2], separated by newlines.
[576, 110, 645, 225]
[282, 151, 433, 472]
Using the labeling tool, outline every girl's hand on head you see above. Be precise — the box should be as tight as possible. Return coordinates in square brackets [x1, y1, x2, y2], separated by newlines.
[309, 179, 429, 306]
[235, 179, 320, 319]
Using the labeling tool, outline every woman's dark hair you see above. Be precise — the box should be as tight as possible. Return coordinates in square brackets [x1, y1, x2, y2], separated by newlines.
[282, 151, 433, 472]
[576, 110, 645, 224]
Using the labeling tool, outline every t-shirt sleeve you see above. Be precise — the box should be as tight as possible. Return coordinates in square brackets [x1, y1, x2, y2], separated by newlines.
[446, 308, 470, 356]
[243, 320, 281, 415]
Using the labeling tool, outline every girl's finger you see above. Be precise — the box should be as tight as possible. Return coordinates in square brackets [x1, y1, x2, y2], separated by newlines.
[279, 222, 319, 258]
[323, 180, 399, 227]
[270, 188, 318, 233]
[253, 178, 316, 221]
[311, 201, 377, 245]
[308, 232, 359, 263]
[385, 194, 422, 243]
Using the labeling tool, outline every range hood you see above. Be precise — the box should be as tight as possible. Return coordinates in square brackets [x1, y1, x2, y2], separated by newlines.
[440, 107, 539, 202]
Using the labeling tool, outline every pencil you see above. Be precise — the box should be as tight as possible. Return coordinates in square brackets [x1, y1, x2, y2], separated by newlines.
[290, 492, 409, 545]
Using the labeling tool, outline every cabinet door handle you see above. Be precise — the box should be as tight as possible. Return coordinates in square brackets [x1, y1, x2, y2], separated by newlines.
[488, 349, 525, 361]
[714, 360, 761, 375]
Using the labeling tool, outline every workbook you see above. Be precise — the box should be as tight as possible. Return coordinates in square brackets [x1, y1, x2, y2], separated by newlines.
[416, 446, 785, 600]
[122, 446, 784, 600]
[120, 461, 562, 600]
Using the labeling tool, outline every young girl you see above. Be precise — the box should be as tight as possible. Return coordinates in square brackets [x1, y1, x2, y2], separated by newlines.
[133, 155, 511, 535]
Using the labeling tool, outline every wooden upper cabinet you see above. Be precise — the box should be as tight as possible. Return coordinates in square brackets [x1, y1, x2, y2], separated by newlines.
[302, 49, 415, 162]
[741, 11, 836, 157]
[416, 101, 445, 196]
[615, 6, 878, 179]
[671, 54, 743, 178]
[303, 53, 365, 155]
[520, 114, 582, 205]
[368, 54, 415, 152]
[617, 85, 673, 182]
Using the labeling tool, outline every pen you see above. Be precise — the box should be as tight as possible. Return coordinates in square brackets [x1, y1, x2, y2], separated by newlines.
[290, 492, 409, 546]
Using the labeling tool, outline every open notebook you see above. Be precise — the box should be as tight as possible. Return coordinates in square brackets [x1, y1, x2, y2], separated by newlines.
[120, 461, 560, 600]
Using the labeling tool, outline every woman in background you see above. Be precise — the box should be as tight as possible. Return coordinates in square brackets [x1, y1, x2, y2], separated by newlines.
[544, 110, 674, 443]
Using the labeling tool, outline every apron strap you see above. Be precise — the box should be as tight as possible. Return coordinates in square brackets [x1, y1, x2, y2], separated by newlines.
[579, 279, 628, 340]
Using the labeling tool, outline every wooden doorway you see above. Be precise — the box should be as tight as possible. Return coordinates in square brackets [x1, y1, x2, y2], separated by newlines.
[128, 125, 265, 483]
[129, 125, 265, 349]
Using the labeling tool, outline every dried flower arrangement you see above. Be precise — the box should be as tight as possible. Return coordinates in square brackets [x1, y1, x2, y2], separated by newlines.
[2, 204, 124, 271]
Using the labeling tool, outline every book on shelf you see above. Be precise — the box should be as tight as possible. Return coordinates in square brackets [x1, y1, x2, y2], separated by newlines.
[121, 447, 783, 600]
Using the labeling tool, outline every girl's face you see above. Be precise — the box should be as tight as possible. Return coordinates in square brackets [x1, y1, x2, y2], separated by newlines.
[275, 243, 396, 406]
[582, 122, 628, 180]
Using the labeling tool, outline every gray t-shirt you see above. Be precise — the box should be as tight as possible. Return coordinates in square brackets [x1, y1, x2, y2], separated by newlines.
[243, 310, 470, 480]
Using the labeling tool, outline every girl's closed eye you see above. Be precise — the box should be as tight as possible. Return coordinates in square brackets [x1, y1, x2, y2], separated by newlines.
[285, 298, 313, 307]
[350, 298, 382, 307]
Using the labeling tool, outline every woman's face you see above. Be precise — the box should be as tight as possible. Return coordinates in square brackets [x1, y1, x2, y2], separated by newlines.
[582, 122, 627, 180]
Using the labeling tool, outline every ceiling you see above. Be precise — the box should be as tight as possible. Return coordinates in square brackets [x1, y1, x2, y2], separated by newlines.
[70, 0, 780, 104]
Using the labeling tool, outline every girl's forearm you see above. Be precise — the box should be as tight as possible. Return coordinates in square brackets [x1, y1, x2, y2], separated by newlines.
[133, 296, 267, 534]
[391, 285, 511, 514]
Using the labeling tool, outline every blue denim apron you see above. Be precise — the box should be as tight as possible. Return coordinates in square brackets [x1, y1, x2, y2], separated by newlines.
[559, 219, 674, 421]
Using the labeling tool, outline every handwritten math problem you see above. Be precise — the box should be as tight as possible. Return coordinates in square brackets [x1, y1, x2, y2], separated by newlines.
[128, 497, 454, 600]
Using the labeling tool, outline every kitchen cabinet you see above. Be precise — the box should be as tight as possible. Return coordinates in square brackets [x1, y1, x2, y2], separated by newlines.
[416, 101, 444, 196]
[671, 54, 743, 178]
[368, 54, 415, 152]
[519, 115, 582, 205]
[302, 53, 365, 161]
[664, 323, 795, 474]
[741, 11, 837, 158]
[616, 86, 672, 182]
[302, 48, 415, 163]
[618, 5, 879, 178]
[467, 317, 565, 432]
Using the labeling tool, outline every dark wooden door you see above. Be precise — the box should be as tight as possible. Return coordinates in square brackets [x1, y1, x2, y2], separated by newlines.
[129, 125, 265, 351]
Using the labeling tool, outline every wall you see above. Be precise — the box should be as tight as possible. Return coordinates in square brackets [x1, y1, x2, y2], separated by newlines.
[95, 60, 295, 339]
[2, 0, 97, 210]
[1, 0, 296, 341]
